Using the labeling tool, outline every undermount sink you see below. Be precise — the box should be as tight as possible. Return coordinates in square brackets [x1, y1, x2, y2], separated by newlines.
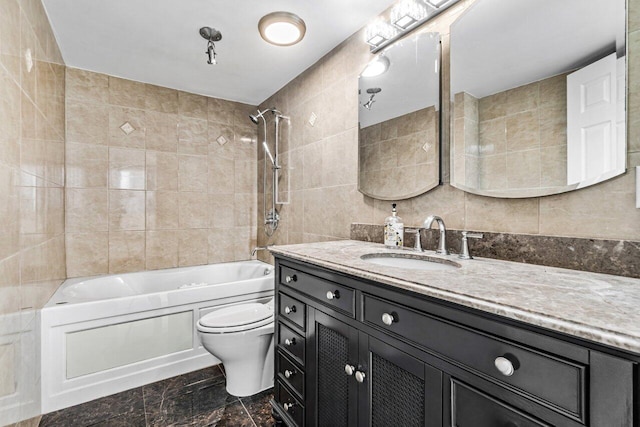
[360, 253, 461, 271]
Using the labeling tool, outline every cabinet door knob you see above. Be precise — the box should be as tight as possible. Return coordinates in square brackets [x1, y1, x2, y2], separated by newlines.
[381, 312, 395, 326]
[284, 338, 296, 346]
[284, 369, 295, 379]
[494, 356, 515, 376]
[283, 402, 295, 411]
[285, 274, 297, 283]
[284, 305, 296, 314]
[344, 364, 355, 376]
[326, 290, 340, 300]
[355, 371, 366, 383]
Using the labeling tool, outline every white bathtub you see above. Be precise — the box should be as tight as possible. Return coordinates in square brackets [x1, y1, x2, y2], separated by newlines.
[41, 261, 274, 413]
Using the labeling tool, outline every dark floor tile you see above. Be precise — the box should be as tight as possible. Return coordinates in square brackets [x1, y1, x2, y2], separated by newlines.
[143, 366, 225, 404]
[40, 387, 145, 427]
[198, 400, 255, 427]
[144, 381, 235, 426]
[87, 411, 146, 427]
[240, 389, 274, 427]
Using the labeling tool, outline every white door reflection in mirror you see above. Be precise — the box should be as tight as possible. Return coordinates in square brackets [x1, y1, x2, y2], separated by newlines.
[567, 53, 625, 187]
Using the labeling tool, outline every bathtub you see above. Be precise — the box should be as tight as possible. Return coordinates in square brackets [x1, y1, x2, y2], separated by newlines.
[40, 261, 274, 413]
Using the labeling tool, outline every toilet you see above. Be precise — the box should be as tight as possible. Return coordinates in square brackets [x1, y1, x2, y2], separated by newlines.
[197, 298, 275, 397]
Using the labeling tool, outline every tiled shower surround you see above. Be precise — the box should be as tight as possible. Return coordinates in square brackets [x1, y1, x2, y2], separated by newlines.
[0, 0, 66, 424]
[257, 0, 640, 261]
[64, 69, 259, 277]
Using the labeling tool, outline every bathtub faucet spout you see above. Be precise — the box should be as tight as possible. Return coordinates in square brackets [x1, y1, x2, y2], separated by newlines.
[251, 246, 270, 257]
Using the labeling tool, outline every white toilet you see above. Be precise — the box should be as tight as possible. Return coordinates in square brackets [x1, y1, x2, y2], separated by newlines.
[197, 298, 275, 397]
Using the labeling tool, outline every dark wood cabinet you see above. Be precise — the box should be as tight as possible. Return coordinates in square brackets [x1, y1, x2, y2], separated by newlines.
[271, 256, 638, 427]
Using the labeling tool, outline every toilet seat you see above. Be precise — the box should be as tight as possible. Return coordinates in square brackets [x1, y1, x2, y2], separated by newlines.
[198, 302, 274, 333]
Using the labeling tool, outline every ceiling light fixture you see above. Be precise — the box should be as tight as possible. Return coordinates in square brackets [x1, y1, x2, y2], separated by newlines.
[363, 88, 382, 110]
[365, 19, 398, 48]
[361, 55, 390, 77]
[391, 0, 429, 30]
[259, 12, 306, 46]
[200, 27, 222, 65]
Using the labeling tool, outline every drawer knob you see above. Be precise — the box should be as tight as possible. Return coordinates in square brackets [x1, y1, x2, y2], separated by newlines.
[344, 364, 355, 376]
[326, 290, 340, 300]
[284, 338, 296, 346]
[283, 402, 296, 411]
[381, 312, 395, 326]
[284, 369, 295, 379]
[355, 371, 366, 383]
[284, 305, 296, 314]
[285, 274, 297, 283]
[494, 356, 515, 376]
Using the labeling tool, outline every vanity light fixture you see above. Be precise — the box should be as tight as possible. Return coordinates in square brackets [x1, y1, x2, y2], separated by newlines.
[200, 27, 222, 65]
[365, 19, 399, 48]
[361, 55, 390, 77]
[391, 0, 429, 31]
[258, 12, 306, 46]
[366, 0, 461, 52]
[424, 0, 449, 8]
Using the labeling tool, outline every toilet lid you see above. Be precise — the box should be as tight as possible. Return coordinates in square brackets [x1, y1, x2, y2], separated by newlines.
[198, 303, 273, 331]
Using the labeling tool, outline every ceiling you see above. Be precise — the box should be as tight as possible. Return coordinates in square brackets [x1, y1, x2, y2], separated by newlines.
[43, 0, 396, 105]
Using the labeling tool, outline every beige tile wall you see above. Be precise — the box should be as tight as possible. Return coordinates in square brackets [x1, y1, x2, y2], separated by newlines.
[257, 0, 640, 260]
[453, 73, 569, 193]
[359, 106, 439, 199]
[65, 69, 259, 277]
[0, 0, 66, 424]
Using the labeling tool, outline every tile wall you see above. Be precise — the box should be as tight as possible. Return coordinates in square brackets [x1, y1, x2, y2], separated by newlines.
[65, 69, 259, 277]
[453, 73, 569, 194]
[0, 0, 66, 424]
[359, 106, 439, 199]
[256, 0, 640, 261]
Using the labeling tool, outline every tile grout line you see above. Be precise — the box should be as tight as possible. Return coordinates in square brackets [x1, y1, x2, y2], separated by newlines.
[238, 398, 258, 427]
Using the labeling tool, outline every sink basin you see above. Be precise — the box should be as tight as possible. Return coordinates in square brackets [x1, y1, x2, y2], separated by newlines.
[360, 253, 460, 271]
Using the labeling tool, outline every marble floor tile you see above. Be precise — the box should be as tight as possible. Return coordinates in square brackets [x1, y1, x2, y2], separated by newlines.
[39, 365, 274, 427]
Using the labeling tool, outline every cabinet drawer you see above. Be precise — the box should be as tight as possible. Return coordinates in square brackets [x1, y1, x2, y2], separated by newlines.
[278, 322, 305, 365]
[279, 292, 306, 331]
[277, 351, 304, 399]
[280, 265, 355, 316]
[363, 294, 585, 419]
[452, 379, 550, 427]
[276, 381, 305, 427]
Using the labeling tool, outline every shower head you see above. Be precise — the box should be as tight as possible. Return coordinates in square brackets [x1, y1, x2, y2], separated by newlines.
[249, 114, 260, 124]
[249, 108, 284, 125]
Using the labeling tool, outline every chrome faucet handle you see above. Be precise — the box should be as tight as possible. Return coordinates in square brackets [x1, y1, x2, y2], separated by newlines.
[459, 231, 483, 260]
[405, 229, 423, 252]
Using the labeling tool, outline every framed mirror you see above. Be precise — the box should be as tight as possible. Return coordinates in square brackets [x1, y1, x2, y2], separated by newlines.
[358, 32, 441, 200]
[450, 0, 626, 198]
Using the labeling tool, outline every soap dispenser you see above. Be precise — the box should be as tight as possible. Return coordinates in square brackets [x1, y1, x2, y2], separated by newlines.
[384, 203, 404, 249]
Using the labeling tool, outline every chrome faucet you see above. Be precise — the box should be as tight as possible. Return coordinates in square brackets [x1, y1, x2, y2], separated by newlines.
[459, 231, 484, 259]
[251, 246, 270, 257]
[423, 215, 449, 255]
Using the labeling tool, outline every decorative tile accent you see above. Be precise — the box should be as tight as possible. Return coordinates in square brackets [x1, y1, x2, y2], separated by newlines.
[120, 121, 135, 135]
[217, 135, 228, 146]
[308, 111, 317, 126]
[350, 223, 640, 279]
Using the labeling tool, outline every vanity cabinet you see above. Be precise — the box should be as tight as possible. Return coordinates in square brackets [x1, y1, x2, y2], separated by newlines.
[271, 256, 636, 427]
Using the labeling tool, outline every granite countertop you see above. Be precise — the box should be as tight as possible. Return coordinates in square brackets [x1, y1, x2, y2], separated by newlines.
[269, 240, 640, 354]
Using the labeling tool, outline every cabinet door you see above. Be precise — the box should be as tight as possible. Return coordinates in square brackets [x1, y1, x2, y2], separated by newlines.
[309, 309, 359, 427]
[359, 335, 443, 427]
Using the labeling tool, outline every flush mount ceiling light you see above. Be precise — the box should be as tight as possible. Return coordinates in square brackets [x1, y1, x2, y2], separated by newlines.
[391, 0, 429, 30]
[258, 12, 306, 46]
[361, 55, 390, 77]
[365, 19, 399, 48]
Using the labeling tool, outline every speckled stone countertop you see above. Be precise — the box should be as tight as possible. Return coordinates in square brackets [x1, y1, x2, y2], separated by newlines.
[270, 240, 640, 355]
